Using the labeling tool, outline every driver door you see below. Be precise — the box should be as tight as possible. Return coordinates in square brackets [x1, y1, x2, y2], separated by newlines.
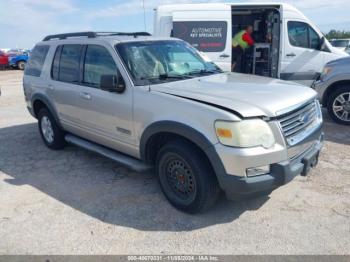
[281, 20, 325, 86]
[75, 44, 135, 149]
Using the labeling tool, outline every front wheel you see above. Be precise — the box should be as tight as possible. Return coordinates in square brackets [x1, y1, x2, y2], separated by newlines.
[156, 140, 220, 214]
[327, 85, 350, 125]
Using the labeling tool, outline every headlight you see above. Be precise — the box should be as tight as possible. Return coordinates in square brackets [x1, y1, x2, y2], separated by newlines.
[320, 66, 332, 80]
[215, 119, 275, 148]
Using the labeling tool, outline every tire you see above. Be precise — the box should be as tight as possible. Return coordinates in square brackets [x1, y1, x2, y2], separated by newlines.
[38, 108, 66, 149]
[17, 61, 25, 70]
[156, 140, 220, 214]
[327, 85, 350, 125]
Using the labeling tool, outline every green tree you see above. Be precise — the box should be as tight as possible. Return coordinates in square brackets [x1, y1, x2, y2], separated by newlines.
[325, 30, 350, 40]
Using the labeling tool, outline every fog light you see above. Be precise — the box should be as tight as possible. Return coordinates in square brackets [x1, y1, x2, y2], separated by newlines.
[246, 165, 270, 177]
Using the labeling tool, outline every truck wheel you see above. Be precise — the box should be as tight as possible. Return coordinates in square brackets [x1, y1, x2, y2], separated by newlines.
[327, 85, 350, 125]
[17, 61, 26, 70]
[38, 108, 66, 149]
[156, 140, 220, 213]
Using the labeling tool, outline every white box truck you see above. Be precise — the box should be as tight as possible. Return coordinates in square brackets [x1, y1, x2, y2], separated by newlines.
[154, 3, 348, 86]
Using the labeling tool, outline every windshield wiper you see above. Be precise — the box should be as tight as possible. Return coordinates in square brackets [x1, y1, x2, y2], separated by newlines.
[140, 73, 193, 81]
[186, 69, 221, 76]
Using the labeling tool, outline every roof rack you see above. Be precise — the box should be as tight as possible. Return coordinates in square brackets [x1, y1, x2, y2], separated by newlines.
[96, 32, 151, 37]
[43, 31, 152, 41]
[43, 32, 96, 41]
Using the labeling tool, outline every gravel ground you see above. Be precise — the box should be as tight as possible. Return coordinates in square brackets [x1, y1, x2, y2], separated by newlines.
[0, 70, 349, 255]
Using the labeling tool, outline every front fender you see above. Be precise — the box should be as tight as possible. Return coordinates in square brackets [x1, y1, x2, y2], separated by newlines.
[140, 121, 227, 186]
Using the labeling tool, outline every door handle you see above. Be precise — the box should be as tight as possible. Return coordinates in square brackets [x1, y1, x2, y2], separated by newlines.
[48, 84, 55, 91]
[286, 53, 296, 57]
[80, 92, 91, 100]
[220, 54, 230, 58]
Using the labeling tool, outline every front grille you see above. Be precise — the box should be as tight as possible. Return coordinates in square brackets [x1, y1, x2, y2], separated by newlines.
[277, 100, 319, 145]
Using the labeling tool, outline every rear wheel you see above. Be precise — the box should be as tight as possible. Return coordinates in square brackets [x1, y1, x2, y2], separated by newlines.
[327, 85, 350, 125]
[156, 140, 220, 213]
[17, 61, 26, 70]
[38, 108, 66, 149]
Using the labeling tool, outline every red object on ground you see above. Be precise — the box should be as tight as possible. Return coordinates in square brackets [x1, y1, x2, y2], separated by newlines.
[242, 32, 255, 46]
[0, 51, 9, 66]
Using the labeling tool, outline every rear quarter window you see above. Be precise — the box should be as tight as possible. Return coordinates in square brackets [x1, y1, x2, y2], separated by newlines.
[24, 45, 49, 77]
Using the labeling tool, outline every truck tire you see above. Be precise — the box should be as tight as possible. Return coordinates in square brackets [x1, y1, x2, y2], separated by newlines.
[327, 85, 350, 125]
[17, 61, 26, 70]
[38, 108, 66, 149]
[156, 140, 220, 213]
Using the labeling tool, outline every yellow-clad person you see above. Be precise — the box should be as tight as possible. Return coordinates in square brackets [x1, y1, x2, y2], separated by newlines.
[232, 25, 255, 72]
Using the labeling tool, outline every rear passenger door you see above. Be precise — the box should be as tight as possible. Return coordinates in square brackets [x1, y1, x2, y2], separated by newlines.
[76, 44, 134, 148]
[49, 44, 83, 128]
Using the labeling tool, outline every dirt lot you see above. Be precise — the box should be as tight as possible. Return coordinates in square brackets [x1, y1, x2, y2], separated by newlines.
[0, 70, 349, 255]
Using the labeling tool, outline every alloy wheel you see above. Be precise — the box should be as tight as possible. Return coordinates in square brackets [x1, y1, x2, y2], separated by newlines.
[41, 116, 54, 143]
[332, 92, 350, 122]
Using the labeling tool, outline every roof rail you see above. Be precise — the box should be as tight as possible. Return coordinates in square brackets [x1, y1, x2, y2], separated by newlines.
[105, 32, 152, 38]
[43, 32, 96, 41]
[43, 31, 151, 41]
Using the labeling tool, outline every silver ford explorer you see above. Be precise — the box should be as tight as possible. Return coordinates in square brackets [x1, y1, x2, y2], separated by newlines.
[23, 32, 324, 213]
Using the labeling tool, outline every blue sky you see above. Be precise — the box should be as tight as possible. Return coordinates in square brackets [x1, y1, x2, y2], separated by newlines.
[1, 0, 350, 48]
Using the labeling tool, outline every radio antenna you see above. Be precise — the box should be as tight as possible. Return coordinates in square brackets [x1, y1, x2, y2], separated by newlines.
[142, 0, 147, 32]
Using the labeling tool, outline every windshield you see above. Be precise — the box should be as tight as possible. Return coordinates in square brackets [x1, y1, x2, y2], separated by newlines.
[116, 40, 222, 85]
[330, 40, 349, 47]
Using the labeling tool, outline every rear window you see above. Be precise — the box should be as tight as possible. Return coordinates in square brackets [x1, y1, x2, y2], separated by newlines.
[24, 45, 49, 77]
[173, 21, 227, 52]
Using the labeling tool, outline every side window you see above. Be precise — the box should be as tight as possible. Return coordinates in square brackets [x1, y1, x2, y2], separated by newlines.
[24, 45, 49, 77]
[309, 27, 320, 50]
[83, 45, 118, 88]
[288, 21, 308, 48]
[59, 45, 82, 83]
[288, 21, 321, 50]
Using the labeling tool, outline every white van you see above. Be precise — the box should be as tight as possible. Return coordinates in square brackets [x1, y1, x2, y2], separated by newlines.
[154, 3, 348, 86]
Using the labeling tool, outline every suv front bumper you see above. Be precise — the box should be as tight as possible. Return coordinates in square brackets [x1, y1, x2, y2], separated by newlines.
[213, 132, 323, 200]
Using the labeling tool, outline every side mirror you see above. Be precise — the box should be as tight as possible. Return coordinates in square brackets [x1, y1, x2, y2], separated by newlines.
[100, 74, 126, 93]
[319, 37, 328, 51]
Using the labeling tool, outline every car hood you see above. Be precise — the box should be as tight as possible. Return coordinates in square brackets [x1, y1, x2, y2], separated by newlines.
[335, 47, 346, 51]
[330, 46, 349, 57]
[151, 73, 317, 118]
[327, 55, 350, 66]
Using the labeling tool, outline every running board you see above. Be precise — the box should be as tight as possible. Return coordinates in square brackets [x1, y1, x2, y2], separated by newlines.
[65, 134, 152, 172]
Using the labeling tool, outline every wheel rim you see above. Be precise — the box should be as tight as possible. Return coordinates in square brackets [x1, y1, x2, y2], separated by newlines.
[162, 154, 197, 204]
[333, 92, 350, 122]
[41, 116, 54, 143]
[18, 62, 25, 70]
